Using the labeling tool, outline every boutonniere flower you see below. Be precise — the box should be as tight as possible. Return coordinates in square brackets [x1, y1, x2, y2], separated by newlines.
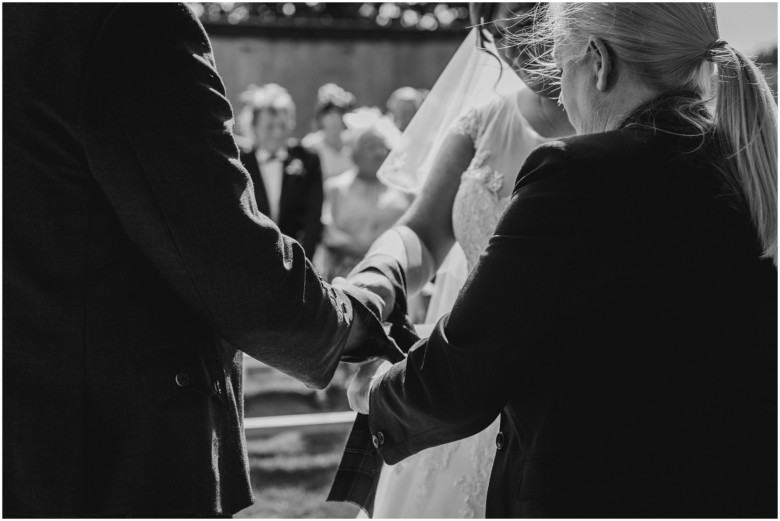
[285, 158, 305, 176]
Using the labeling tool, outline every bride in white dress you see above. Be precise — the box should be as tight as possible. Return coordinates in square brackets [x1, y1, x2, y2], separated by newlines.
[350, 4, 574, 517]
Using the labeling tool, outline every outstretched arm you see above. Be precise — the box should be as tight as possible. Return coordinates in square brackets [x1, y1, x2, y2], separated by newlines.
[78, 4, 374, 388]
[346, 129, 476, 320]
[397, 130, 476, 267]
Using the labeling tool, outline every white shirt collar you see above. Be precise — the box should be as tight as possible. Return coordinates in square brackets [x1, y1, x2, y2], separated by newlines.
[256, 147, 289, 164]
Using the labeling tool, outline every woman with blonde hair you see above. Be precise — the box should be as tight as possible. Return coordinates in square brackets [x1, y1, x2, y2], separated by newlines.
[343, 3, 777, 517]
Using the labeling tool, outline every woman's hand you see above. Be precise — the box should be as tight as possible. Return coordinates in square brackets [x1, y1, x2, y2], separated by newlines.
[347, 270, 396, 321]
[347, 358, 392, 414]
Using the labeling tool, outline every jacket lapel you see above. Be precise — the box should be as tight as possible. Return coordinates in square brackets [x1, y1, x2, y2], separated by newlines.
[278, 149, 297, 226]
[245, 151, 271, 217]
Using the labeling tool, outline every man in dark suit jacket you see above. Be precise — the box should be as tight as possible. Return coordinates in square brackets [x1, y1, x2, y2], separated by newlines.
[238, 85, 323, 258]
[241, 142, 323, 259]
[3, 4, 395, 517]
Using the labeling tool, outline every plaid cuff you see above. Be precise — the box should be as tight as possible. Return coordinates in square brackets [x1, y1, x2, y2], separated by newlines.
[326, 413, 384, 517]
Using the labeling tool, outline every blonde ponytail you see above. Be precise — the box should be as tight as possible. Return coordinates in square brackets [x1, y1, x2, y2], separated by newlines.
[710, 44, 778, 263]
[520, 3, 777, 264]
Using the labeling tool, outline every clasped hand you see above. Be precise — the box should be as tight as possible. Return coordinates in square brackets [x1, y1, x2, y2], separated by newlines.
[347, 358, 392, 415]
[333, 272, 398, 415]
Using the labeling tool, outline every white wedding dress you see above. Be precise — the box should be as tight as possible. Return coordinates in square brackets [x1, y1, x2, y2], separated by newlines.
[366, 90, 548, 518]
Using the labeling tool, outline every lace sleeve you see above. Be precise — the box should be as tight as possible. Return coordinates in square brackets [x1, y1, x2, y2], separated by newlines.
[450, 106, 480, 141]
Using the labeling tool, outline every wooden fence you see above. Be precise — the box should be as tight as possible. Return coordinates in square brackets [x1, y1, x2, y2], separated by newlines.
[205, 23, 465, 138]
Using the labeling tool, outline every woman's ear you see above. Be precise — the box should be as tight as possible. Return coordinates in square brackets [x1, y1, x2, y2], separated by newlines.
[588, 37, 613, 92]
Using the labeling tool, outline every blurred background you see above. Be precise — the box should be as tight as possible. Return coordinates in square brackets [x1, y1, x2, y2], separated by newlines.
[189, 2, 469, 138]
[183, 3, 778, 518]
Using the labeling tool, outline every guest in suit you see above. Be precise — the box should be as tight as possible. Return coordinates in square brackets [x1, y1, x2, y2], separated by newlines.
[239, 84, 324, 259]
[3, 4, 397, 517]
[344, 3, 777, 517]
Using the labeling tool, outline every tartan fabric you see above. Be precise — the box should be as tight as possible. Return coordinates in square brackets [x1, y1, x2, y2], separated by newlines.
[328, 254, 421, 517]
[326, 414, 385, 516]
[327, 321, 418, 516]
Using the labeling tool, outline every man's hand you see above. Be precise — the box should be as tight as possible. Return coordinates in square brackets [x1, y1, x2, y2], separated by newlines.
[347, 358, 392, 415]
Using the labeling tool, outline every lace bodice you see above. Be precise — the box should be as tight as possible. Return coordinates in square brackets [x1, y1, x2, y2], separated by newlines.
[452, 93, 546, 269]
[369, 92, 549, 519]
[452, 153, 512, 269]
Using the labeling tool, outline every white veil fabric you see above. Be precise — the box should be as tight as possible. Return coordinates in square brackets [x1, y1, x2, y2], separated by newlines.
[363, 28, 547, 520]
[376, 28, 525, 326]
[377, 27, 524, 194]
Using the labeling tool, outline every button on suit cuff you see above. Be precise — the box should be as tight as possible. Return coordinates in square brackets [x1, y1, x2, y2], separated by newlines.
[327, 286, 354, 355]
[330, 287, 354, 323]
[367, 373, 385, 453]
[367, 366, 404, 464]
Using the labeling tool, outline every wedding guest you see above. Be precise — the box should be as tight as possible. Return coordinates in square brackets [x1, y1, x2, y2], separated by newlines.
[240, 83, 324, 259]
[315, 112, 411, 281]
[345, 2, 776, 518]
[386, 86, 424, 132]
[302, 83, 357, 179]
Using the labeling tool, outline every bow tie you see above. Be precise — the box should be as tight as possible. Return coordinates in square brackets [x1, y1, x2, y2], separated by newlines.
[257, 148, 289, 165]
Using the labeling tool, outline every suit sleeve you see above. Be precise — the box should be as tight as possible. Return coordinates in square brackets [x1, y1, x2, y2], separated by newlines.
[77, 4, 351, 389]
[368, 142, 591, 463]
[300, 151, 325, 259]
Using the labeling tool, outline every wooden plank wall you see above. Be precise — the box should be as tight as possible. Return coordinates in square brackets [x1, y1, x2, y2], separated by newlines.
[206, 27, 464, 138]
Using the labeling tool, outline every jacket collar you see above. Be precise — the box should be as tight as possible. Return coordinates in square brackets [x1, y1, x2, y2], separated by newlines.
[617, 90, 709, 135]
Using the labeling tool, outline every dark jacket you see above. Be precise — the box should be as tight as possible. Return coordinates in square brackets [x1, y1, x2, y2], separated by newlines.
[2, 3, 379, 517]
[240, 144, 324, 259]
[341, 94, 777, 517]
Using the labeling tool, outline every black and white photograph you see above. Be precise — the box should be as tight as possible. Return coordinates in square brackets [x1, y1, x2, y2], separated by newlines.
[3, 1, 778, 518]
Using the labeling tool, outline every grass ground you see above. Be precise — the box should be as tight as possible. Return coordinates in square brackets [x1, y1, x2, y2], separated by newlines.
[236, 362, 361, 518]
